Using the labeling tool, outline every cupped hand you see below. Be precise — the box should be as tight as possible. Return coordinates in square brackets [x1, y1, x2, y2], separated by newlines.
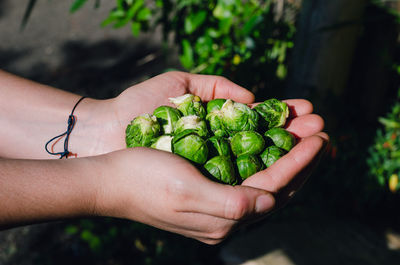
[95, 147, 275, 245]
[90, 71, 328, 244]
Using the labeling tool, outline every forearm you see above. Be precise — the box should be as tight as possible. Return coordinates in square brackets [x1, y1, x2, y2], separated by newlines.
[0, 157, 104, 229]
[0, 70, 120, 159]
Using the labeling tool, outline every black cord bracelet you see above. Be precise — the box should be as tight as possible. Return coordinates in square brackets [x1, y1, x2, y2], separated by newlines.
[45, 96, 86, 159]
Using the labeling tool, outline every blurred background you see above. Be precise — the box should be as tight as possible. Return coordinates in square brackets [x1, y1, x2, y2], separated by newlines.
[1, 0, 400, 264]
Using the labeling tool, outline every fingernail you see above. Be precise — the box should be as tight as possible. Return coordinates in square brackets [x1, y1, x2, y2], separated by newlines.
[255, 194, 275, 213]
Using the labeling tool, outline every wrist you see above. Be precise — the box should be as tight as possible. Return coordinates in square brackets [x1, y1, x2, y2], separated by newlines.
[67, 97, 125, 157]
[90, 149, 145, 221]
[89, 151, 126, 219]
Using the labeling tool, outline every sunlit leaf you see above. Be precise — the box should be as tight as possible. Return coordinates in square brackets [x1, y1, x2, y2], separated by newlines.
[131, 22, 141, 36]
[184, 10, 207, 34]
[213, 4, 232, 19]
[137, 7, 152, 21]
[242, 15, 263, 35]
[70, 0, 88, 13]
[180, 39, 194, 69]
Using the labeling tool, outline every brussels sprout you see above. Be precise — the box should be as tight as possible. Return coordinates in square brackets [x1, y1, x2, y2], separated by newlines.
[264, 128, 296, 152]
[151, 135, 173, 152]
[204, 156, 237, 185]
[207, 136, 231, 157]
[206, 99, 229, 137]
[230, 131, 265, 156]
[206, 112, 229, 137]
[174, 115, 208, 138]
[254, 99, 289, 129]
[125, 114, 160, 147]
[236, 155, 263, 180]
[260, 145, 286, 167]
[153, 106, 182, 134]
[220, 99, 259, 134]
[207, 99, 226, 113]
[169, 94, 206, 119]
[172, 130, 208, 164]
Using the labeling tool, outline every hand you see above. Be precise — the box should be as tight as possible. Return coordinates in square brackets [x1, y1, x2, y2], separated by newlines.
[94, 147, 274, 245]
[88, 71, 327, 244]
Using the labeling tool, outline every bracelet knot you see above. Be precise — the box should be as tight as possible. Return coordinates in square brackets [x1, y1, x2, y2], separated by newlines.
[45, 96, 86, 159]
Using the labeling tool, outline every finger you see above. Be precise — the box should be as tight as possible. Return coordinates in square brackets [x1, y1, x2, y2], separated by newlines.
[145, 210, 236, 241]
[249, 99, 313, 117]
[298, 131, 329, 143]
[316, 131, 330, 142]
[283, 99, 313, 117]
[242, 135, 326, 193]
[183, 73, 255, 103]
[285, 114, 325, 138]
[159, 211, 238, 244]
[176, 180, 275, 220]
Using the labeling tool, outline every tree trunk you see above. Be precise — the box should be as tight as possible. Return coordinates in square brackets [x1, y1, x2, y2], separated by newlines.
[286, 0, 367, 99]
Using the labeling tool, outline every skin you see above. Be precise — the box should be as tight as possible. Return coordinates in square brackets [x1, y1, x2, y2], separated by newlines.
[0, 70, 328, 244]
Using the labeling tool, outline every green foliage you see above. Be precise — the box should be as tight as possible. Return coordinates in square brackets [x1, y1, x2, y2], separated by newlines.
[60, 218, 222, 265]
[367, 89, 400, 193]
[71, 0, 296, 94]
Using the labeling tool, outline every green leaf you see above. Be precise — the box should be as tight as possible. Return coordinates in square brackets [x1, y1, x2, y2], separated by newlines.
[113, 0, 144, 28]
[101, 17, 116, 27]
[184, 10, 207, 34]
[242, 15, 263, 35]
[207, 28, 221, 38]
[101, 10, 125, 27]
[70, 0, 88, 13]
[156, 0, 163, 8]
[195, 36, 212, 57]
[131, 22, 141, 36]
[128, 0, 145, 19]
[219, 0, 236, 7]
[379, 117, 400, 129]
[276, 64, 287, 79]
[213, 4, 232, 20]
[65, 225, 78, 235]
[218, 17, 233, 34]
[180, 39, 194, 69]
[116, 0, 125, 10]
[177, 0, 202, 10]
[81, 230, 101, 251]
[137, 7, 152, 21]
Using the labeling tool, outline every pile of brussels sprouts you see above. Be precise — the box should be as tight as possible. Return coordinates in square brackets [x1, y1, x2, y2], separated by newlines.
[125, 94, 295, 185]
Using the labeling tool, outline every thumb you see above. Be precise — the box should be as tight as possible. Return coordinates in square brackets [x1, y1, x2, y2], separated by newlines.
[179, 180, 275, 220]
